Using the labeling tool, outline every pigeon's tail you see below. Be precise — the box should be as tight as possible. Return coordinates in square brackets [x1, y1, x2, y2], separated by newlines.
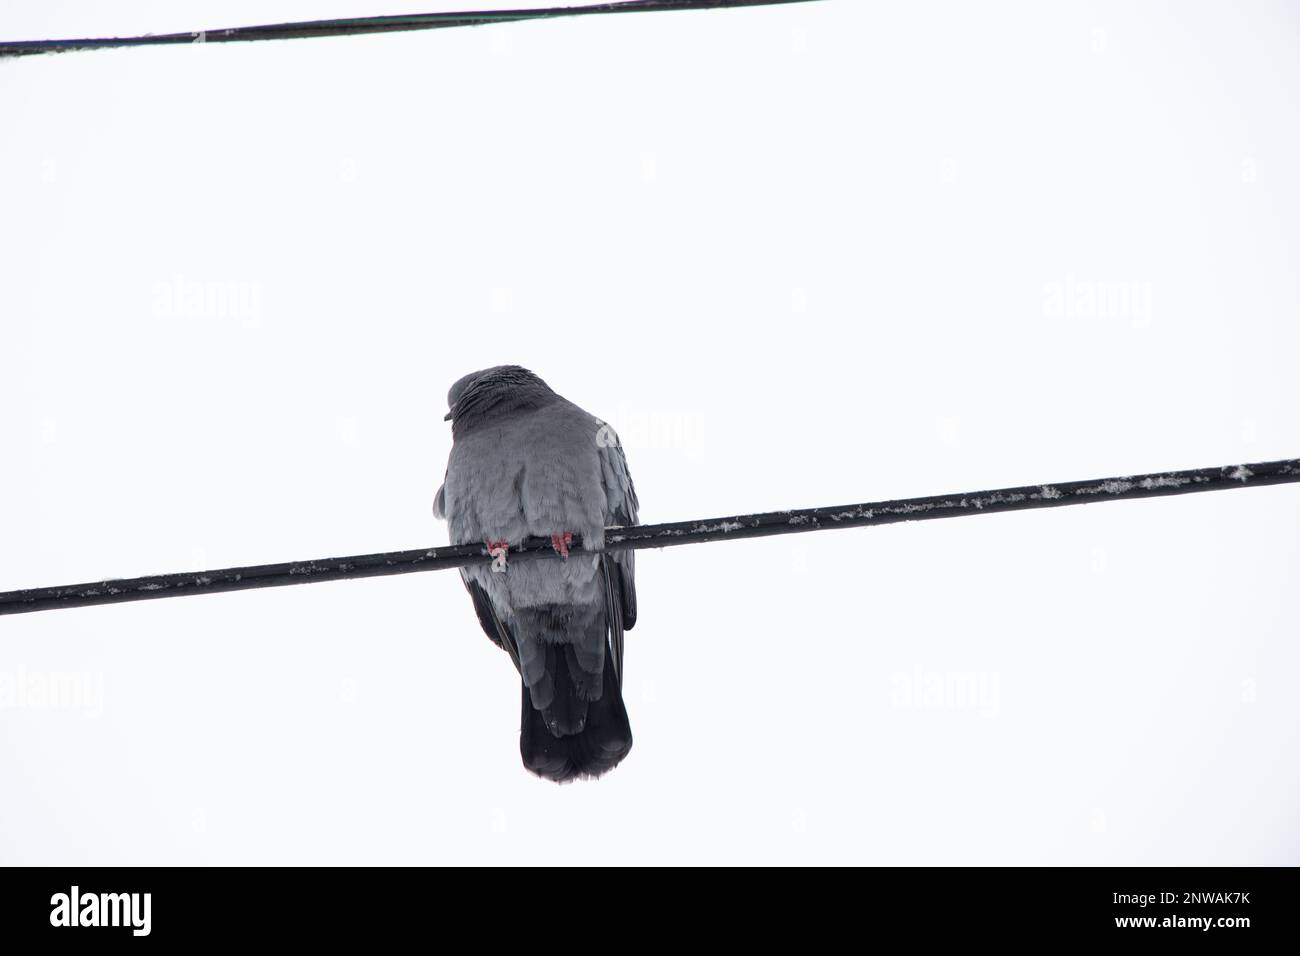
[519, 642, 632, 783]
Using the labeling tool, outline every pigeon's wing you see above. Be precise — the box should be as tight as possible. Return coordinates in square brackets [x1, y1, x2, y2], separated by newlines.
[601, 555, 628, 686]
[597, 433, 639, 683]
[432, 480, 447, 520]
[597, 434, 638, 625]
[462, 573, 521, 674]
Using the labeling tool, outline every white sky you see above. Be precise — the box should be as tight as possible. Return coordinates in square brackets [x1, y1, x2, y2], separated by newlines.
[2, 0, 1298, 864]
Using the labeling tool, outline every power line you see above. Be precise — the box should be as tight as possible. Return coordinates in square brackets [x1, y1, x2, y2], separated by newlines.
[2, 457, 1296, 617]
[0, 0, 823, 58]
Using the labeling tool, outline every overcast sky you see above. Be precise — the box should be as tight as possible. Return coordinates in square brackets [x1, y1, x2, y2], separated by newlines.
[2, 0, 1298, 864]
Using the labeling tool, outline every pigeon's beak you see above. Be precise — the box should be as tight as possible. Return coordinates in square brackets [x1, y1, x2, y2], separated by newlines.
[443, 409, 453, 421]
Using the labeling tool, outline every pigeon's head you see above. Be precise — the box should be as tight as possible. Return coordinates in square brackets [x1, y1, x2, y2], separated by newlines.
[444, 365, 555, 434]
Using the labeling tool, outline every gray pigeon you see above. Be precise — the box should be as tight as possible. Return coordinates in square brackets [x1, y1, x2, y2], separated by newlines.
[433, 366, 639, 781]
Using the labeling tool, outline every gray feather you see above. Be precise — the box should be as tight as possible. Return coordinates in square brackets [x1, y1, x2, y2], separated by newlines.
[434, 366, 639, 779]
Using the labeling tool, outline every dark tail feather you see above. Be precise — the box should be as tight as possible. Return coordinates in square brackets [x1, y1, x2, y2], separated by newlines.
[520, 645, 632, 782]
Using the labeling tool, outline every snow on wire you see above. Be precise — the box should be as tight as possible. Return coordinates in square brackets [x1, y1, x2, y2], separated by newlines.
[1, 457, 1297, 616]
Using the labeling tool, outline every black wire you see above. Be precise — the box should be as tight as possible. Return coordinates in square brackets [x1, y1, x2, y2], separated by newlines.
[1, 458, 1296, 616]
[0, 0, 824, 58]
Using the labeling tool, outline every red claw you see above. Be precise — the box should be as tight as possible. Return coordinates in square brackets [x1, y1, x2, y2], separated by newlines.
[550, 531, 573, 559]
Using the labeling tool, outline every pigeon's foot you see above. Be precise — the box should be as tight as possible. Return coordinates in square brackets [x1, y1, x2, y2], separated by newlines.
[485, 539, 510, 573]
[550, 531, 573, 559]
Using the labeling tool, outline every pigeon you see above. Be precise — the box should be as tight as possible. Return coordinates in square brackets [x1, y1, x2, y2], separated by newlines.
[433, 366, 639, 782]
